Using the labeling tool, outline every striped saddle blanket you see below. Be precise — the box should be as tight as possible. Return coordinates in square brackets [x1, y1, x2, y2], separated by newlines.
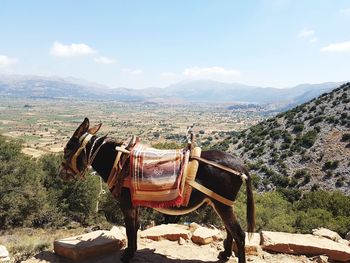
[129, 143, 189, 208]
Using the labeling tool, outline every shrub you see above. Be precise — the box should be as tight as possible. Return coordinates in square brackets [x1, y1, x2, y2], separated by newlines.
[269, 129, 283, 140]
[300, 130, 318, 148]
[271, 174, 289, 188]
[341, 133, 350, 142]
[309, 116, 324, 126]
[292, 123, 304, 133]
[283, 133, 293, 143]
[294, 169, 309, 179]
[323, 160, 339, 170]
[277, 188, 302, 203]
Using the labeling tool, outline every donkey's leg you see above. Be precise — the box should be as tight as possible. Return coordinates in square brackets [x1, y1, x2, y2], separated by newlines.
[134, 206, 140, 251]
[219, 229, 234, 260]
[213, 201, 246, 263]
[120, 189, 139, 262]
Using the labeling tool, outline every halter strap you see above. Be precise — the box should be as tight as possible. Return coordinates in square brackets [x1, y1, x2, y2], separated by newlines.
[70, 133, 93, 177]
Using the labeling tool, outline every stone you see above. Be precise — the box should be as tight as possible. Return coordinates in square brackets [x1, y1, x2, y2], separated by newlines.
[110, 225, 126, 238]
[191, 226, 221, 245]
[178, 237, 186, 245]
[188, 222, 201, 233]
[312, 227, 342, 242]
[0, 246, 10, 262]
[261, 231, 350, 262]
[140, 224, 191, 241]
[232, 232, 261, 256]
[54, 229, 126, 261]
[312, 255, 329, 263]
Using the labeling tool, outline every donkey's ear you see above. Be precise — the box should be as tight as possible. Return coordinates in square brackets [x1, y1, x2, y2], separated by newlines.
[73, 118, 90, 138]
[88, 123, 102, 135]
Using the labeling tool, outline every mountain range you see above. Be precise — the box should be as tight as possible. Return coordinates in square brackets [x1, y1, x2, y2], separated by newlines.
[0, 74, 345, 109]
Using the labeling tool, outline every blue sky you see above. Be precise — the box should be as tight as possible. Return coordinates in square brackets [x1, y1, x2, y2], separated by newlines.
[0, 0, 350, 89]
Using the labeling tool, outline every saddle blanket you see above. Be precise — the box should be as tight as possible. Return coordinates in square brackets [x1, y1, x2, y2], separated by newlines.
[129, 143, 189, 208]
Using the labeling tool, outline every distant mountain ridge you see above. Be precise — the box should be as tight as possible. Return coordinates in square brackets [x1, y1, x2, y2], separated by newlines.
[0, 74, 344, 108]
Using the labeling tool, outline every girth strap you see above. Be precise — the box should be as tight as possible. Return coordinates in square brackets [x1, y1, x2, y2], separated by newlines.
[188, 180, 235, 206]
[190, 156, 248, 180]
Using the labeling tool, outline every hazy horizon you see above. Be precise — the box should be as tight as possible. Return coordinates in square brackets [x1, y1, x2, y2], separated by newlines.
[0, 72, 347, 91]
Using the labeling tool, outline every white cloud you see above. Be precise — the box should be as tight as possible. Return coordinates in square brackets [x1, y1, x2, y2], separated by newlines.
[339, 8, 350, 14]
[122, 68, 144, 75]
[309, 37, 318, 43]
[183, 66, 240, 79]
[50, 41, 96, 57]
[320, 41, 350, 52]
[298, 29, 315, 38]
[161, 72, 177, 77]
[0, 55, 18, 68]
[94, 56, 115, 64]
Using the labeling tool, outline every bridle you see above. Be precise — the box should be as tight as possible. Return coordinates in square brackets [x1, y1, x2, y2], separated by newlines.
[62, 132, 107, 179]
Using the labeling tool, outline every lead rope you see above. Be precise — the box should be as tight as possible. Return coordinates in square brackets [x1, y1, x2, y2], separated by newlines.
[95, 176, 106, 214]
[85, 135, 107, 214]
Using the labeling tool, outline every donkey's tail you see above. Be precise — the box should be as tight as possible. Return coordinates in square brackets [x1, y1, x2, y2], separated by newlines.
[245, 171, 255, 235]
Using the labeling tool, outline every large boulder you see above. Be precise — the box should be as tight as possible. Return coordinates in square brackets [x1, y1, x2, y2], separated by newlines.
[191, 226, 221, 245]
[261, 231, 350, 262]
[54, 228, 126, 261]
[140, 224, 191, 241]
[0, 246, 10, 262]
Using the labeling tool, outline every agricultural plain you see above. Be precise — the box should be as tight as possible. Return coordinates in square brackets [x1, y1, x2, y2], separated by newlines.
[0, 98, 268, 157]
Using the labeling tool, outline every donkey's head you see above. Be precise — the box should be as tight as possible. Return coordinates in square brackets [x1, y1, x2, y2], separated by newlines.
[58, 118, 102, 181]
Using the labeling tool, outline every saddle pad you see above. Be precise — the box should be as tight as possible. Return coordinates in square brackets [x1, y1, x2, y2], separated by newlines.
[129, 143, 188, 207]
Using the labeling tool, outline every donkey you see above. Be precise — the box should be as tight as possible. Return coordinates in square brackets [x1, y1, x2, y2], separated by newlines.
[58, 118, 255, 263]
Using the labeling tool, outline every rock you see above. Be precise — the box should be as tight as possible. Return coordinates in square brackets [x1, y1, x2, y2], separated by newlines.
[110, 225, 126, 238]
[191, 226, 220, 245]
[140, 224, 191, 241]
[54, 229, 126, 261]
[312, 227, 342, 242]
[66, 221, 80, 229]
[261, 231, 350, 262]
[188, 222, 201, 233]
[0, 246, 10, 262]
[232, 232, 261, 256]
[312, 255, 329, 263]
[178, 237, 185, 245]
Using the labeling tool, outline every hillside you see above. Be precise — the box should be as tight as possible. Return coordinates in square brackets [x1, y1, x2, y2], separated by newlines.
[0, 75, 342, 108]
[218, 83, 350, 195]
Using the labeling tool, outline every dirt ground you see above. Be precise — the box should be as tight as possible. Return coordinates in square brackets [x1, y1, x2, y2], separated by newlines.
[24, 238, 322, 263]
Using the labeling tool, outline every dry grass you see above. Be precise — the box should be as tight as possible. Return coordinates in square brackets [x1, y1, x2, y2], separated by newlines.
[0, 228, 85, 262]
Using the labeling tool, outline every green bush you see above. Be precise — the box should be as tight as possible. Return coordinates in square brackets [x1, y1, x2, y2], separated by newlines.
[294, 169, 309, 179]
[292, 123, 304, 133]
[300, 130, 318, 148]
[309, 116, 324, 126]
[341, 133, 350, 142]
[323, 160, 339, 170]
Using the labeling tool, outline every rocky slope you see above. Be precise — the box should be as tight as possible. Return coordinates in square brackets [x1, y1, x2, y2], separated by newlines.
[217, 83, 350, 194]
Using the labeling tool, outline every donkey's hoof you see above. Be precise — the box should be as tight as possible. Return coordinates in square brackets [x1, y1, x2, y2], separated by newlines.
[218, 251, 230, 261]
[121, 249, 134, 263]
